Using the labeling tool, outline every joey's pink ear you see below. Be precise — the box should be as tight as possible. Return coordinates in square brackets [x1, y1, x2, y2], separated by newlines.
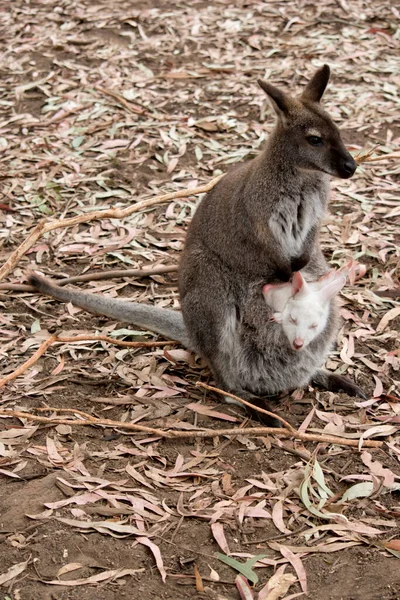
[291, 271, 307, 297]
[318, 275, 346, 303]
[262, 283, 274, 296]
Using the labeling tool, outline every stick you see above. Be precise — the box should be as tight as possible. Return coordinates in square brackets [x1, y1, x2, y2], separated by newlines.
[0, 175, 223, 283]
[0, 334, 58, 389]
[0, 410, 168, 437]
[0, 409, 383, 447]
[359, 152, 400, 163]
[55, 334, 176, 348]
[0, 264, 178, 291]
[196, 381, 296, 432]
[355, 145, 400, 164]
[0, 334, 175, 389]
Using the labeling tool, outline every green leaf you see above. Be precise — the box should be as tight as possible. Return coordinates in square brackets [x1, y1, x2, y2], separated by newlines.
[216, 553, 266, 585]
[31, 319, 41, 334]
[72, 136, 85, 149]
[110, 328, 153, 338]
[341, 482, 374, 502]
[312, 459, 334, 499]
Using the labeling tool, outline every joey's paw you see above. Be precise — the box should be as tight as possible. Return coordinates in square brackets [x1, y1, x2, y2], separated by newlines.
[328, 374, 368, 400]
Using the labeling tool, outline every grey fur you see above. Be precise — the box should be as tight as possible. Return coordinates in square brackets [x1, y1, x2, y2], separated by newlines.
[28, 65, 365, 417]
[28, 272, 190, 347]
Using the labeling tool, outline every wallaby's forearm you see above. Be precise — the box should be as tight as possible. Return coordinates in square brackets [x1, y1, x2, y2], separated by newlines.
[28, 272, 190, 347]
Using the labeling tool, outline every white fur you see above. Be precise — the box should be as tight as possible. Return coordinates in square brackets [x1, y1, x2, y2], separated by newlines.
[269, 192, 326, 257]
[263, 270, 347, 351]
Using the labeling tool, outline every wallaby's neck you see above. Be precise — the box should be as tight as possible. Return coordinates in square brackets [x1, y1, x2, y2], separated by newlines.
[242, 125, 330, 215]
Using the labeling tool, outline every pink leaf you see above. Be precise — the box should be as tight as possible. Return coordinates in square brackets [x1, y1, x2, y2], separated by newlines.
[211, 522, 230, 554]
[272, 500, 291, 534]
[277, 545, 307, 594]
[186, 402, 238, 422]
[137, 537, 167, 583]
[236, 574, 255, 600]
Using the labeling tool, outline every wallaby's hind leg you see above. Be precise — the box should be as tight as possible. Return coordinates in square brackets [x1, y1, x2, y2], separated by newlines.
[224, 391, 282, 427]
[312, 370, 368, 399]
[213, 372, 283, 427]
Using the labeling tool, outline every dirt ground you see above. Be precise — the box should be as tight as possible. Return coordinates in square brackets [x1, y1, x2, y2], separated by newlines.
[0, 0, 399, 599]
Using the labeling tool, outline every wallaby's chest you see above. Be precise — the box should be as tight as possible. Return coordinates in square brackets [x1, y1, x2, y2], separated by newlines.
[268, 188, 326, 257]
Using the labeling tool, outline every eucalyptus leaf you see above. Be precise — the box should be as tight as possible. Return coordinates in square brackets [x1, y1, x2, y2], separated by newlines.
[216, 553, 266, 585]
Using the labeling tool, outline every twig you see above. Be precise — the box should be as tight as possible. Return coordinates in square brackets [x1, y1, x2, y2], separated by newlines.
[196, 381, 296, 431]
[0, 264, 178, 291]
[0, 334, 176, 389]
[55, 334, 175, 348]
[95, 86, 149, 116]
[0, 334, 58, 389]
[359, 152, 400, 163]
[0, 408, 383, 447]
[355, 146, 400, 164]
[0, 410, 168, 437]
[0, 175, 224, 283]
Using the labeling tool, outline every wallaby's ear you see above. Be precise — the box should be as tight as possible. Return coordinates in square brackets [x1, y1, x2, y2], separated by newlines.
[301, 64, 330, 103]
[257, 80, 293, 117]
[318, 275, 346, 304]
[292, 271, 308, 297]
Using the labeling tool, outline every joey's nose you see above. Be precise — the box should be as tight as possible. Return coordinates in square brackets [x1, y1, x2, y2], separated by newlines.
[340, 157, 357, 179]
[293, 338, 304, 350]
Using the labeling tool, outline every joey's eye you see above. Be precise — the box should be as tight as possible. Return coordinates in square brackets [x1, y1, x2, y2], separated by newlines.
[307, 136, 323, 146]
[290, 316, 297, 325]
[310, 324, 318, 329]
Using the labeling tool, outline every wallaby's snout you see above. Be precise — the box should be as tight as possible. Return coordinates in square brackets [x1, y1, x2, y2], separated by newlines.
[336, 151, 357, 179]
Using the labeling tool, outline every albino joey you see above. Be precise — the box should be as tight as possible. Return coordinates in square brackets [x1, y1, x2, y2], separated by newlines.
[263, 268, 348, 351]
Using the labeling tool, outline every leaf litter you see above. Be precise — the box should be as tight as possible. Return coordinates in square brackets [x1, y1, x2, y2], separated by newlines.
[0, 0, 399, 598]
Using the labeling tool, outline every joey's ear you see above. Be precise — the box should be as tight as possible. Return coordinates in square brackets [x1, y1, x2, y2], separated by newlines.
[291, 271, 308, 297]
[262, 283, 274, 295]
[257, 80, 293, 118]
[319, 275, 346, 304]
[301, 64, 330, 103]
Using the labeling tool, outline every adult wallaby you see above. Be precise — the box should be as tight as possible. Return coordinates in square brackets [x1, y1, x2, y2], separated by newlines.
[28, 65, 365, 422]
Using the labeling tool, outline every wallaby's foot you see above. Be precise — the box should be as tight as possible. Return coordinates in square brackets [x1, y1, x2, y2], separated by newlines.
[223, 391, 282, 427]
[241, 394, 294, 428]
[312, 370, 368, 400]
[244, 399, 282, 428]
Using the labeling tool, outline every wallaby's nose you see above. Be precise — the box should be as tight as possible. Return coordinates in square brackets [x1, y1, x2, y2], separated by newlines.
[340, 157, 357, 179]
[293, 338, 304, 350]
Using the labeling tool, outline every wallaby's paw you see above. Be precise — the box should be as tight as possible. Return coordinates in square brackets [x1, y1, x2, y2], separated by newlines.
[326, 373, 368, 400]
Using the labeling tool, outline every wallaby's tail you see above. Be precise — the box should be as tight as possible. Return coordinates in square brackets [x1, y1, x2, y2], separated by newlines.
[28, 272, 190, 347]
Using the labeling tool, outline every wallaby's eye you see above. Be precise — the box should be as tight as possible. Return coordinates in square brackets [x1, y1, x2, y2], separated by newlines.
[307, 135, 323, 146]
[310, 324, 318, 329]
[290, 316, 297, 325]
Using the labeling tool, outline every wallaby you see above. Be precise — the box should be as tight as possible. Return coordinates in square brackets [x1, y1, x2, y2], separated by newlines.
[28, 65, 366, 423]
[263, 268, 348, 351]
[177, 64, 364, 413]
